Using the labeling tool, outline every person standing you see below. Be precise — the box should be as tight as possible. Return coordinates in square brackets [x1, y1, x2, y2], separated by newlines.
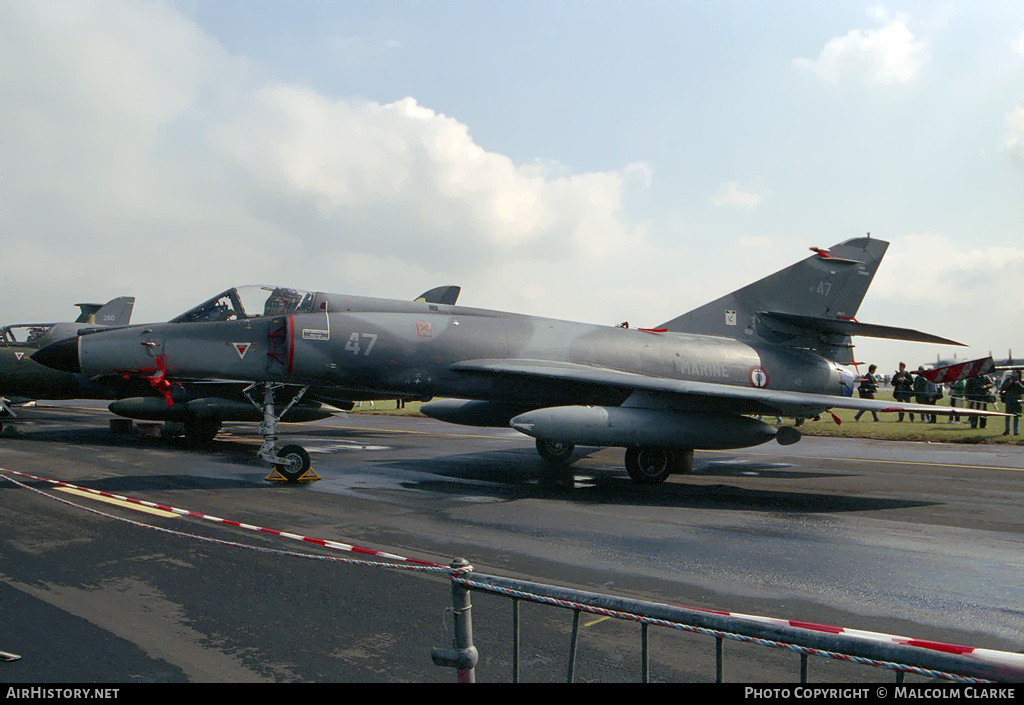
[1001, 372, 1022, 436]
[925, 377, 941, 423]
[966, 375, 991, 429]
[892, 362, 915, 422]
[950, 378, 966, 423]
[854, 364, 880, 421]
[914, 367, 935, 423]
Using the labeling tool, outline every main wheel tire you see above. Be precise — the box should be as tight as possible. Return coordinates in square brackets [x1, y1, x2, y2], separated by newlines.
[184, 420, 222, 445]
[275, 444, 311, 482]
[624, 447, 675, 485]
[536, 438, 575, 463]
[673, 448, 695, 474]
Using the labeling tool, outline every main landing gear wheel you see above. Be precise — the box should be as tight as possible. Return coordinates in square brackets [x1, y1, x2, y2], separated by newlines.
[675, 448, 695, 474]
[184, 420, 222, 445]
[624, 447, 692, 485]
[536, 438, 575, 463]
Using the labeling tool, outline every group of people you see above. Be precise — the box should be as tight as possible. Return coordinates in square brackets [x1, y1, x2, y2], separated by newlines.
[889, 362, 944, 423]
[856, 362, 1022, 435]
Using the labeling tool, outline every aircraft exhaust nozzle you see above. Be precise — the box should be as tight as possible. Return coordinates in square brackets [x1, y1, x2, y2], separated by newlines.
[775, 426, 801, 446]
[31, 337, 81, 374]
[509, 406, 784, 451]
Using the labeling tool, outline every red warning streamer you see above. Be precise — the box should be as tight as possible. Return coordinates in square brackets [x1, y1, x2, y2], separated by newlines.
[120, 353, 176, 407]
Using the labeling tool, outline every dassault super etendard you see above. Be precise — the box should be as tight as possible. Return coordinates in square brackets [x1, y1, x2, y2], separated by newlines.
[33, 237, 997, 484]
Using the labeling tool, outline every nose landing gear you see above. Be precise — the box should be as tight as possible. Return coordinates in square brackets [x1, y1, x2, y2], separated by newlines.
[244, 381, 319, 483]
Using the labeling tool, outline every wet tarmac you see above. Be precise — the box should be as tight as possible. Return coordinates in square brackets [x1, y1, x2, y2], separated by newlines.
[1, 402, 1022, 682]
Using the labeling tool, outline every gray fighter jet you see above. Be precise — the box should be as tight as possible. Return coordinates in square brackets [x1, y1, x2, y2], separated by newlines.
[34, 238, 1001, 483]
[0, 294, 338, 438]
[3, 297, 135, 346]
[931, 350, 1024, 372]
[0, 297, 135, 415]
[101, 285, 460, 444]
[9, 287, 459, 443]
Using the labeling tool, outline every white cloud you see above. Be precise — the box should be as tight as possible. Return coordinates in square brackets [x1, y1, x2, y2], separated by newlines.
[329, 35, 402, 67]
[1012, 33, 1024, 165]
[793, 10, 929, 85]
[739, 235, 773, 249]
[5, 1, 243, 209]
[711, 181, 762, 208]
[859, 233, 1024, 365]
[1007, 106, 1024, 163]
[2, 0, 650, 323]
[872, 234, 1024, 305]
[624, 162, 654, 188]
[209, 84, 645, 264]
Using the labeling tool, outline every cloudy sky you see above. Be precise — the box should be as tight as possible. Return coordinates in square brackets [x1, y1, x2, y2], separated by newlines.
[3, 1, 1022, 374]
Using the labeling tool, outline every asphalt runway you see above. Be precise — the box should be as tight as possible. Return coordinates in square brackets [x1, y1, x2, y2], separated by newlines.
[1, 402, 1022, 683]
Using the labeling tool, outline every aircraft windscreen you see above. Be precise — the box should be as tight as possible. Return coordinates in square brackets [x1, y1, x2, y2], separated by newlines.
[1, 324, 54, 346]
[170, 286, 317, 323]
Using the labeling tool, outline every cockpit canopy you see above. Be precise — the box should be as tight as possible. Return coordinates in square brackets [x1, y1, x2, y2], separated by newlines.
[170, 285, 320, 324]
[1, 324, 55, 346]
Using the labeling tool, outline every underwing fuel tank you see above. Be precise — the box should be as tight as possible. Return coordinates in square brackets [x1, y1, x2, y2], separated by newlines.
[108, 397, 336, 423]
[510, 406, 800, 450]
[420, 399, 534, 427]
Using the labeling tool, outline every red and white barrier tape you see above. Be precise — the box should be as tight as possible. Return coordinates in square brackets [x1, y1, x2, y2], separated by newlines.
[683, 606, 1024, 671]
[4, 467, 1021, 672]
[0, 468, 442, 568]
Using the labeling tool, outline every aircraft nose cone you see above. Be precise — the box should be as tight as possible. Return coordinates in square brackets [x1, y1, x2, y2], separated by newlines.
[31, 337, 81, 373]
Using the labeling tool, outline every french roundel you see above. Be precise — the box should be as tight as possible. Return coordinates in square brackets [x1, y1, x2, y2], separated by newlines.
[749, 366, 769, 388]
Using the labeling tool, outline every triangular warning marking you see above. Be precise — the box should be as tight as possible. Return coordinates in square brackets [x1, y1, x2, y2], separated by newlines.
[233, 342, 252, 359]
[14, 352, 24, 361]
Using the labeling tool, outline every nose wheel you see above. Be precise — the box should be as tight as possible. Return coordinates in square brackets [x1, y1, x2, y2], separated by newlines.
[272, 444, 312, 482]
[244, 382, 319, 483]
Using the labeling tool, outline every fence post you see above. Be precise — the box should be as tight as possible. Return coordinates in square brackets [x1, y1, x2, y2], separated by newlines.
[716, 636, 724, 683]
[567, 610, 581, 682]
[513, 598, 521, 683]
[641, 622, 650, 683]
[431, 559, 479, 682]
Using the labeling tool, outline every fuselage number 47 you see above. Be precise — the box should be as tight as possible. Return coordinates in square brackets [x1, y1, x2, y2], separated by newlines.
[345, 333, 378, 356]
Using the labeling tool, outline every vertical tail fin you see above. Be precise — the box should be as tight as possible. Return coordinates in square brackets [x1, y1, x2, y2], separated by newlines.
[76, 297, 135, 326]
[658, 237, 890, 363]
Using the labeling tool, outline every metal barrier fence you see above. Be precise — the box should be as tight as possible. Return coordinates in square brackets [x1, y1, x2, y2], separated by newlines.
[432, 560, 1024, 684]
